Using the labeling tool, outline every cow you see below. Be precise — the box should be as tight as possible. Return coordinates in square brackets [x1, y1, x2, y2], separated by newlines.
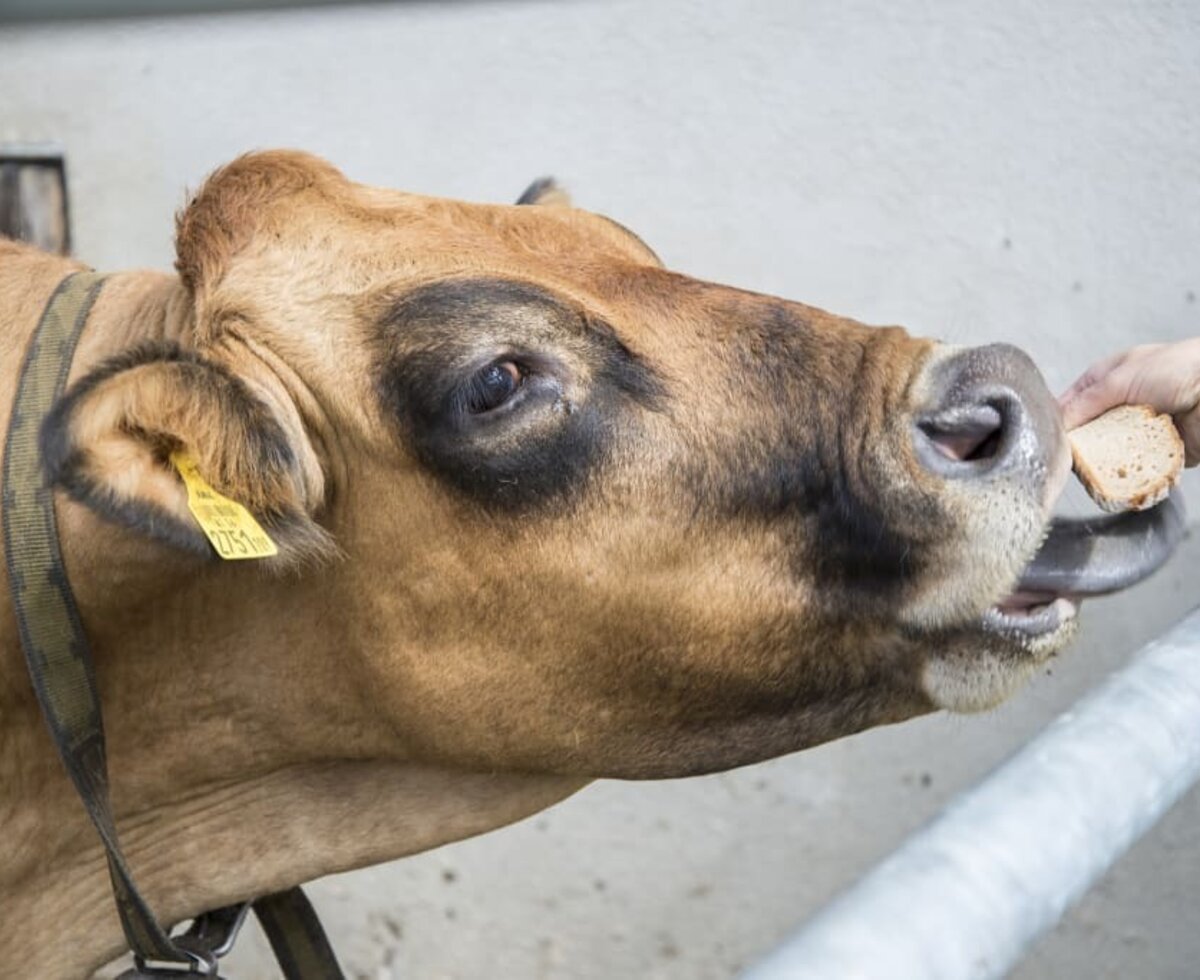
[0, 151, 1180, 977]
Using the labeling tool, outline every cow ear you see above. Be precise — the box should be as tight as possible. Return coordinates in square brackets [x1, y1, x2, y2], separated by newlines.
[40, 342, 332, 566]
[515, 177, 572, 207]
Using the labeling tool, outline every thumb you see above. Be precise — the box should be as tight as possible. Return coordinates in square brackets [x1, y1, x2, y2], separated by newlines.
[1059, 362, 1135, 430]
[1057, 350, 1128, 421]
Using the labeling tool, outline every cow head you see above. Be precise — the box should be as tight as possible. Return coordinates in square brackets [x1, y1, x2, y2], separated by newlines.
[42, 151, 1099, 782]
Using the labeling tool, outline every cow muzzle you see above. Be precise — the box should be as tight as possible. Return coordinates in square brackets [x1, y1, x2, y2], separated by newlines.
[911, 342, 1185, 645]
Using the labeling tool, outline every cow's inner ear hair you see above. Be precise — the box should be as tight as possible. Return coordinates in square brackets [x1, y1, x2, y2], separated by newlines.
[515, 177, 572, 208]
[40, 342, 334, 568]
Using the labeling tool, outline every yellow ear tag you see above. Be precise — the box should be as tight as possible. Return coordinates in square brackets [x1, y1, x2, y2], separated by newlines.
[170, 450, 278, 560]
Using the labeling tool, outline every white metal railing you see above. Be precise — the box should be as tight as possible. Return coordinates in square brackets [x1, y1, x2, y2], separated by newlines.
[743, 605, 1200, 980]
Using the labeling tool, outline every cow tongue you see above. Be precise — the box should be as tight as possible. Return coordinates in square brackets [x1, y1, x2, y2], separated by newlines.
[1016, 491, 1188, 598]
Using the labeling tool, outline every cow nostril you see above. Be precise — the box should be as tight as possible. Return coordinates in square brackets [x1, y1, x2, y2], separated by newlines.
[915, 344, 1059, 489]
[916, 403, 1008, 472]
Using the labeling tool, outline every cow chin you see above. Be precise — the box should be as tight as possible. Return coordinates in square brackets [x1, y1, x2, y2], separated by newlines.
[920, 614, 1080, 712]
[903, 486, 1080, 713]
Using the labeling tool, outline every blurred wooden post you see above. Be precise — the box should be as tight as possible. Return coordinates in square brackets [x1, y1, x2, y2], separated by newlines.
[0, 147, 70, 255]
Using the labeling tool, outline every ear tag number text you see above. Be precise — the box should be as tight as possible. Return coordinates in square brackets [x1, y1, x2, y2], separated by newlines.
[170, 450, 278, 560]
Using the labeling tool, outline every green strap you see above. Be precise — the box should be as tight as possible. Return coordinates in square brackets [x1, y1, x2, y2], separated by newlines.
[0, 270, 187, 965]
[4, 272, 345, 979]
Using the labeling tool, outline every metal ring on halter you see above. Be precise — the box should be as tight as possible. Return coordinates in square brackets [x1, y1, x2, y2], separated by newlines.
[180, 902, 253, 961]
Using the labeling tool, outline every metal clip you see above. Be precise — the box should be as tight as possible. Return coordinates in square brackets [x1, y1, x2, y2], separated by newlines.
[115, 951, 217, 979]
[115, 902, 252, 979]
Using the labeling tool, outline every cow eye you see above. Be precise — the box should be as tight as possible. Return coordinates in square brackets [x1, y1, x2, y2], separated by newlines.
[465, 361, 524, 414]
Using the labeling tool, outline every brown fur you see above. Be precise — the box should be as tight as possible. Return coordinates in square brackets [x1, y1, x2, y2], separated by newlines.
[0, 153, 1071, 977]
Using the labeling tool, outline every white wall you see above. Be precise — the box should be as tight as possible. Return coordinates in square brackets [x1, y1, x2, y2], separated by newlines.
[3, 1, 1199, 977]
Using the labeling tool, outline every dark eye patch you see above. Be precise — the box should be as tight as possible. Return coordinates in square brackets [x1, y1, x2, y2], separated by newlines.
[375, 278, 663, 512]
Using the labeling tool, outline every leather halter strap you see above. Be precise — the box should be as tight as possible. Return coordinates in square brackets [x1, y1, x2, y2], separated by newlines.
[3, 271, 345, 978]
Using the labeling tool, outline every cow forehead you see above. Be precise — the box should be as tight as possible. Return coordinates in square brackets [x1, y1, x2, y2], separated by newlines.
[189, 155, 852, 393]
[181, 153, 673, 357]
[182, 151, 660, 326]
[220, 190, 683, 365]
[344, 181, 661, 270]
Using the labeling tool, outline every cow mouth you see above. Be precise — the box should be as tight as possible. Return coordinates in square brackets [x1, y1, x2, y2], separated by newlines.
[983, 491, 1188, 639]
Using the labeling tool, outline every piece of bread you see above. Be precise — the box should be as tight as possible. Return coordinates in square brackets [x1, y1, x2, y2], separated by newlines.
[1069, 404, 1184, 512]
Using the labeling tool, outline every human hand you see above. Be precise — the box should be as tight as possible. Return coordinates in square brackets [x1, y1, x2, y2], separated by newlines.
[1058, 338, 1200, 466]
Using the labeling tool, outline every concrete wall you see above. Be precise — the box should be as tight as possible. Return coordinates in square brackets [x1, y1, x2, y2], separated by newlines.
[3, 1, 1198, 976]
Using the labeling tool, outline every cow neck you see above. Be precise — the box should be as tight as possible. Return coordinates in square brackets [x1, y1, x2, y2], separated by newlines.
[2, 758, 585, 977]
[2, 271, 343, 978]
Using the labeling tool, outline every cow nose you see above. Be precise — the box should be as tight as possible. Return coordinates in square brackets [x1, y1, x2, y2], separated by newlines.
[914, 343, 1063, 484]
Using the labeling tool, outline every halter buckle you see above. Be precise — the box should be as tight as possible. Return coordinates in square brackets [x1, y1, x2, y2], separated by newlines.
[116, 902, 251, 978]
